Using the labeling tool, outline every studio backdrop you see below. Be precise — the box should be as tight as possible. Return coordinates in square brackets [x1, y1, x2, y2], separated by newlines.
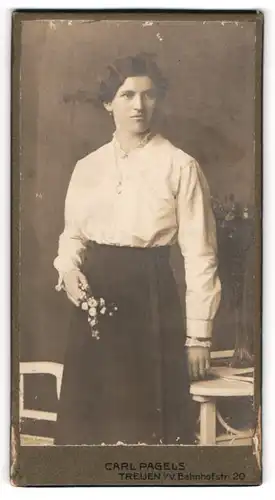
[19, 19, 256, 367]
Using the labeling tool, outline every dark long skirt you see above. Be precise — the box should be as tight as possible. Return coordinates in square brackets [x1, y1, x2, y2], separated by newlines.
[54, 243, 195, 445]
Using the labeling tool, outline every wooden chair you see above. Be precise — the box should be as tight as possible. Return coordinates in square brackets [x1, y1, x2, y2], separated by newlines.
[19, 361, 63, 446]
[190, 350, 255, 445]
[19, 351, 254, 446]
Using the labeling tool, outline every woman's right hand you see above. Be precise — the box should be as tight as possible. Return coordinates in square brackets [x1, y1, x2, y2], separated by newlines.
[63, 269, 89, 307]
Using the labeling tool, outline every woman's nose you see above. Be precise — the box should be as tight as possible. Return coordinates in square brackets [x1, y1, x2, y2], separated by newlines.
[133, 94, 144, 110]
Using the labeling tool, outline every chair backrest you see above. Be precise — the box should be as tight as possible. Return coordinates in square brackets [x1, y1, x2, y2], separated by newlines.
[210, 349, 234, 360]
[19, 361, 64, 422]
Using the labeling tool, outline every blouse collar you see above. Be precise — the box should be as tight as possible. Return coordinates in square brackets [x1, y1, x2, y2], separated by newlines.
[112, 131, 156, 159]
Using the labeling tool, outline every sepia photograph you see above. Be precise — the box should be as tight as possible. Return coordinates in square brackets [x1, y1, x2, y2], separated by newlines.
[12, 11, 262, 485]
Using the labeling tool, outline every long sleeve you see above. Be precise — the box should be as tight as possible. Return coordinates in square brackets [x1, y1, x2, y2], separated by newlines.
[176, 158, 221, 339]
[53, 161, 88, 288]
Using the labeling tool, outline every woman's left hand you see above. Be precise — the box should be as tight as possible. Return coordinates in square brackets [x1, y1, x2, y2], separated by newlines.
[186, 346, 211, 381]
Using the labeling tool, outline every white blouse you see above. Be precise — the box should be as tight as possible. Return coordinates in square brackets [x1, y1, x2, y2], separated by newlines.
[54, 133, 221, 339]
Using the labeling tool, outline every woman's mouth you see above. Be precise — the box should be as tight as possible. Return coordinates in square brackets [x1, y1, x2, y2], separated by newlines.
[131, 115, 145, 121]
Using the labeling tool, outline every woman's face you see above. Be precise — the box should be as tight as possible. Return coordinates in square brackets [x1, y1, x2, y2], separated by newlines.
[104, 76, 158, 134]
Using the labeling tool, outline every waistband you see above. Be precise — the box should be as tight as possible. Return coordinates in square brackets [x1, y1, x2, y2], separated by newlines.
[86, 240, 172, 257]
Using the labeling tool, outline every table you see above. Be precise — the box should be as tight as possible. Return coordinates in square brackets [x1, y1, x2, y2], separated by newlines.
[190, 366, 254, 445]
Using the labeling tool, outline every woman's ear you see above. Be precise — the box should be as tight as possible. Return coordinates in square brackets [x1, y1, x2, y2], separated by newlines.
[103, 102, 113, 113]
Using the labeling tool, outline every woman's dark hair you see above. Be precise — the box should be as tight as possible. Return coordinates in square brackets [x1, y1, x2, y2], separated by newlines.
[98, 53, 168, 103]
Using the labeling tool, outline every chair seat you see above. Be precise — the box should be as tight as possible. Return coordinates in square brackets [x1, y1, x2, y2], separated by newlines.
[190, 366, 254, 398]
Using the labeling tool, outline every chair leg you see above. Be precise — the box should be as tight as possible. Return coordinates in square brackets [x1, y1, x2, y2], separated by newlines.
[199, 398, 217, 445]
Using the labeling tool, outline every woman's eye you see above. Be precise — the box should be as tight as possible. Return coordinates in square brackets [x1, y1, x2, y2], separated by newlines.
[121, 92, 134, 99]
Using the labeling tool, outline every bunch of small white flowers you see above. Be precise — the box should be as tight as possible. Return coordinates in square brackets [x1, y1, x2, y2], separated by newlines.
[79, 282, 118, 340]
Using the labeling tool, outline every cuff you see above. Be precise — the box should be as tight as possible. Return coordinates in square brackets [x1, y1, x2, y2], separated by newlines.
[186, 319, 213, 339]
[185, 337, 212, 348]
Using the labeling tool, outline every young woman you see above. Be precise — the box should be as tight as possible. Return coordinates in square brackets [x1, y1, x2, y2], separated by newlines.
[53, 54, 221, 445]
